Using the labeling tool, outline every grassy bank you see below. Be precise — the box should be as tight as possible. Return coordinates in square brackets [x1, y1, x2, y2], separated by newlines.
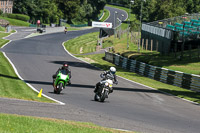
[64, 32, 200, 104]
[103, 34, 200, 75]
[0, 16, 30, 27]
[65, 23, 93, 31]
[0, 52, 54, 103]
[64, 32, 99, 54]
[0, 31, 10, 48]
[100, 9, 110, 22]
[0, 113, 131, 133]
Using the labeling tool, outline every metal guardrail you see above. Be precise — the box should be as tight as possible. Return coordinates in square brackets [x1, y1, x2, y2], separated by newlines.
[105, 52, 200, 92]
[70, 24, 88, 27]
[142, 24, 172, 39]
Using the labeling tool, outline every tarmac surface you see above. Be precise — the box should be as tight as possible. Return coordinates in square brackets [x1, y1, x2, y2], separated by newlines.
[1, 6, 200, 133]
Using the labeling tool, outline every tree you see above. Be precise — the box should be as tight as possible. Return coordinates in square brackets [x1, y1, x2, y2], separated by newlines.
[88, 0, 106, 20]
[13, 0, 106, 24]
[55, 0, 80, 23]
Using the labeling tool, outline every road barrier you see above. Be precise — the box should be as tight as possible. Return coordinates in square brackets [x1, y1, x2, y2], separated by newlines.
[105, 52, 200, 92]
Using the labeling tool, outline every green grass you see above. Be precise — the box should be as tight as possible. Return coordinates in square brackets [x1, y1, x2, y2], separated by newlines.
[0, 52, 55, 103]
[0, 113, 131, 133]
[68, 27, 93, 31]
[0, 16, 30, 26]
[64, 32, 200, 104]
[0, 39, 9, 48]
[0, 32, 10, 38]
[103, 34, 200, 75]
[64, 32, 99, 54]
[0, 25, 5, 31]
[65, 23, 93, 31]
[0, 32, 10, 48]
[100, 9, 110, 22]
[64, 31, 200, 75]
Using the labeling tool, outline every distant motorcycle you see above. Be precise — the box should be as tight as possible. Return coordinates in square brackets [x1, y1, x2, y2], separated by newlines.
[94, 74, 114, 102]
[53, 69, 70, 94]
[64, 27, 67, 34]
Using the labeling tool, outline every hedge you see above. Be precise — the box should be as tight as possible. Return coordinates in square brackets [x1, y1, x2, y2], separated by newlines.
[3, 13, 30, 22]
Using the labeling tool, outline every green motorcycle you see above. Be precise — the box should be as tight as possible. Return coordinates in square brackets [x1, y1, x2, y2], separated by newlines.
[53, 69, 70, 94]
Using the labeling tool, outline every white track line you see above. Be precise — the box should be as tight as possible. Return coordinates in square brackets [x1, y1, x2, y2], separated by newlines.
[62, 42, 199, 105]
[2, 52, 65, 105]
[104, 9, 110, 22]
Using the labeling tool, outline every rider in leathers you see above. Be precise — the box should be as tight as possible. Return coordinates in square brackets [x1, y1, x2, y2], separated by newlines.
[52, 63, 71, 85]
[94, 67, 118, 93]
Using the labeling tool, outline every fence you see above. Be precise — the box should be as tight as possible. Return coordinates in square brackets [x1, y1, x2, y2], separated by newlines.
[105, 52, 200, 92]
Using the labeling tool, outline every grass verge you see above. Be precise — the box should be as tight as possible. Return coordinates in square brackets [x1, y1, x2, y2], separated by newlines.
[64, 32, 200, 104]
[64, 32, 99, 54]
[0, 32, 10, 48]
[100, 9, 110, 22]
[0, 38, 9, 48]
[0, 16, 30, 27]
[65, 23, 92, 31]
[0, 52, 54, 103]
[0, 113, 132, 133]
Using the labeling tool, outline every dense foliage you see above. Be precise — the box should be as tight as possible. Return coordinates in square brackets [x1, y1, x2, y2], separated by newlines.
[13, 0, 200, 24]
[107, 0, 200, 22]
[13, 0, 106, 24]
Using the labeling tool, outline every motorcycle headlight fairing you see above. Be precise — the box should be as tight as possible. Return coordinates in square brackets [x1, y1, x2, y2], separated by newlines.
[105, 82, 109, 86]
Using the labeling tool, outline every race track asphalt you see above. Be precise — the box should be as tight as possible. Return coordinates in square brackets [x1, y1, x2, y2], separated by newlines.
[1, 7, 200, 133]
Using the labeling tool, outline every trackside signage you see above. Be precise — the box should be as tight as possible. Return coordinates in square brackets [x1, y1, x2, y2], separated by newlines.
[92, 21, 112, 28]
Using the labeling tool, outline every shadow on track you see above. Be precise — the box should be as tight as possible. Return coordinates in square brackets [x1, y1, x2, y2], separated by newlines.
[24, 80, 52, 85]
[0, 73, 20, 80]
[70, 83, 162, 94]
[48, 60, 101, 71]
[0, 73, 163, 94]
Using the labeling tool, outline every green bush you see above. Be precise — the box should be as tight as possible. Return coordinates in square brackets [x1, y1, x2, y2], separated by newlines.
[0, 16, 30, 27]
[4, 13, 30, 22]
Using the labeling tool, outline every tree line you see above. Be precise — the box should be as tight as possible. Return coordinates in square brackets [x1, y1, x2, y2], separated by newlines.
[13, 0, 106, 24]
[107, 0, 200, 22]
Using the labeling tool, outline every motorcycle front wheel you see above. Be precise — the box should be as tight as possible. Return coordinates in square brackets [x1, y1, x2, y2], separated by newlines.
[100, 90, 109, 102]
[94, 93, 100, 101]
[57, 82, 64, 94]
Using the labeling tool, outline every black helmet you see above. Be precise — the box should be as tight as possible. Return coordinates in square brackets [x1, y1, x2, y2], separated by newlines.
[62, 63, 68, 69]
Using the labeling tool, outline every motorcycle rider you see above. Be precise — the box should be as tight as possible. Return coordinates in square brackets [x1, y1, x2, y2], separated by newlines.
[94, 67, 118, 93]
[52, 62, 71, 85]
[64, 27, 67, 34]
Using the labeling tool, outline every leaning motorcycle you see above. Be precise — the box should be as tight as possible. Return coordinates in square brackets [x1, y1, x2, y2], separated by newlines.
[94, 75, 114, 102]
[53, 70, 70, 94]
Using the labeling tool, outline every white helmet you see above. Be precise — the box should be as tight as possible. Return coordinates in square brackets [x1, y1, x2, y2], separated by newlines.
[110, 67, 116, 74]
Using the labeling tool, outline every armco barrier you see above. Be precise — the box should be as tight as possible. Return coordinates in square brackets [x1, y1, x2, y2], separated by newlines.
[105, 52, 200, 92]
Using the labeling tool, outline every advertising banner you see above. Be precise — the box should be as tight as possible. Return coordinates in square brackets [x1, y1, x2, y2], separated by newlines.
[92, 21, 112, 28]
